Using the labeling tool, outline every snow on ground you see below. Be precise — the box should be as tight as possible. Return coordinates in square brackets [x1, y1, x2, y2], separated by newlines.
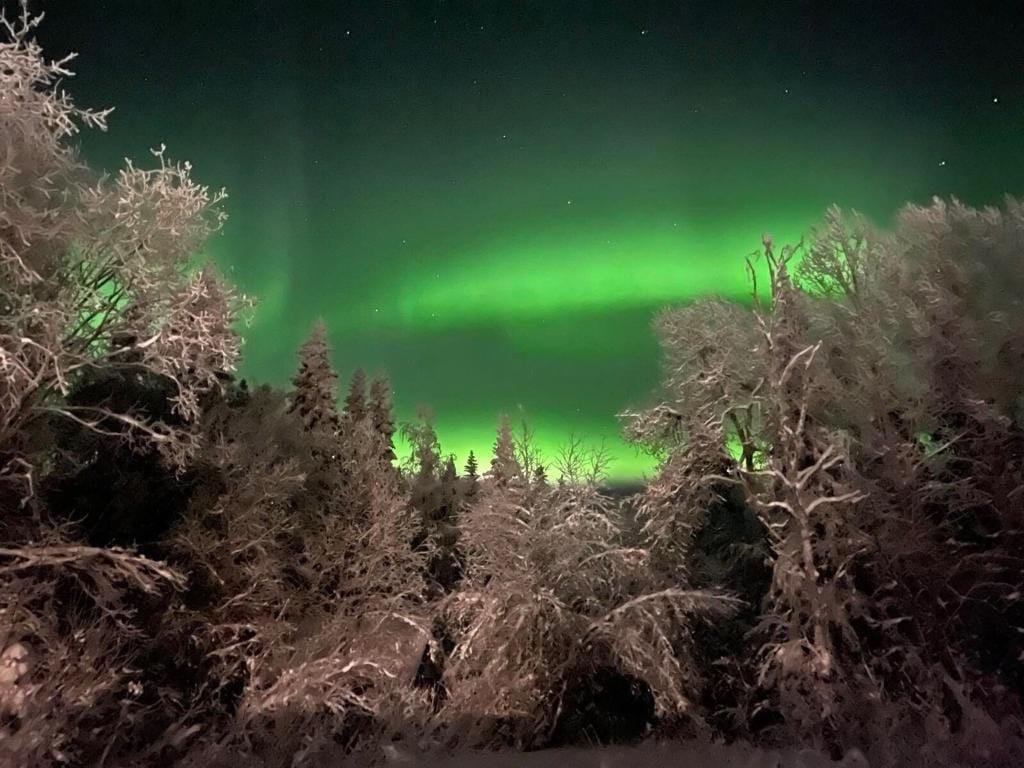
[368, 741, 868, 768]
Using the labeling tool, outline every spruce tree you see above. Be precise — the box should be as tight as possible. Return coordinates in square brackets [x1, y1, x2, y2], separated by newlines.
[489, 413, 521, 486]
[409, 410, 441, 482]
[368, 374, 397, 464]
[438, 454, 458, 514]
[464, 450, 479, 481]
[533, 463, 548, 488]
[430, 454, 463, 590]
[288, 320, 342, 435]
[344, 368, 368, 423]
[463, 449, 480, 498]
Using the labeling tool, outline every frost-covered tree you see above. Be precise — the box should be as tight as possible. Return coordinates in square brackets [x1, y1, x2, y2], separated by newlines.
[401, 407, 440, 481]
[368, 373, 397, 465]
[344, 367, 368, 424]
[440, 454, 459, 505]
[0, 8, 241, 510]
[430, 454, 464, 590]
[0, 8, 241, 761]
[625, 201, 1024, 764]
[440, 437, 737, 747]
[488, 413, 522, 486]
[288, 320, 341, 435]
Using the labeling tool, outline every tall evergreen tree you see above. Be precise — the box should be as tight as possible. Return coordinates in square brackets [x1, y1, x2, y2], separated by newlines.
[440, 454, 459, 507]
[288, 320, 342, 435]
[368, 374, 397, 464]
[463, 450, 479, 497]
[405, 409, 440, 482]
[464, 450, 479, 481]
[344, 368, 368, 423]
[489, 413, 521, 486]
[427, 453, 463, 591]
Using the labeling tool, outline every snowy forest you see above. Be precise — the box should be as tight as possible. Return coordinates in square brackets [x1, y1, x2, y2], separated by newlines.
[2, 5, 1024, 767]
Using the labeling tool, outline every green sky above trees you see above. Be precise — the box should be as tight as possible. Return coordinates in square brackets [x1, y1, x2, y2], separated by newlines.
[38, 1, 1024, 479]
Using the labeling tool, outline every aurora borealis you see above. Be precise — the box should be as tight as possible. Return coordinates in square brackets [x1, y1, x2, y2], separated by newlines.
[37, 1, 1024, 480]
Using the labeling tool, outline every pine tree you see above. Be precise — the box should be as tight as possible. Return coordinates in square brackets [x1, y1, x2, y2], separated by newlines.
[344, 368, 368, 423]
[489, 413, 521, 486]
[464, 450, 479, 481]
[368, 374, 397, 464]
[409, 410, 441, 482]
[289, 320, 341, 435]
[533, 463, 548, 488]
[440, 454, 459, 504]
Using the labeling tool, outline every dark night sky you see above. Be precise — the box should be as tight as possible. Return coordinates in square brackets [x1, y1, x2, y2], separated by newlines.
[28, 0, 1024, 478]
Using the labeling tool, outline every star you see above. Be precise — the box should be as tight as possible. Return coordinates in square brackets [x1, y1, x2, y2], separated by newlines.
[939, 160, 947, 167]
[993, 97, 999, 103]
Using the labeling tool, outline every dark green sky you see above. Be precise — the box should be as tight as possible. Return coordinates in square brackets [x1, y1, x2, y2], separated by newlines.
[34, 0, 1024, 479]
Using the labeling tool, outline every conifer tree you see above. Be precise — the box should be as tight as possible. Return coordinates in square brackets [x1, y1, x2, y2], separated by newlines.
[489, 413, 521, 486]
[463, 450, 480, 498]
[464, 450, 479, 481]
[430, 453, 464, 590]
[368, 374, 397, 464]
[533, 463, 549, 488]
[408, 411, 441, 482]
[288, 320, 342, 435]
[440, 454, 459, 507]
[344, 368, 368, 423]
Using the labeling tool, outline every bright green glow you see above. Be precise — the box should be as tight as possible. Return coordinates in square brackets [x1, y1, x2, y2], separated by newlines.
[60, 5, 1024, 482]
[389, 215, 803, 329]
[394, 412, 655, 483]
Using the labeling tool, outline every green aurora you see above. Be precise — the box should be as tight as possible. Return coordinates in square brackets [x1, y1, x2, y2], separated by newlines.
[38, 2, 1024, 480]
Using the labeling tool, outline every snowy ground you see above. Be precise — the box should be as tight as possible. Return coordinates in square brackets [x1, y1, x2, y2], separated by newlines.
[369, 741, 867, 768]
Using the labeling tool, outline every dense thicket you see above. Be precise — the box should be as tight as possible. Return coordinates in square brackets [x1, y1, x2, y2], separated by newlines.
[1, 6, 1022, 767]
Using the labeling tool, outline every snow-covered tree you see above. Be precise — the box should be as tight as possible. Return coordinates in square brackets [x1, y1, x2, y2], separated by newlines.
[344, 367, 368, 423]
[288, 320, 341, 435]
[368, 373, 397, 465]
[625, 201, 1024, 763]
[488, 413, 521, 486]
[0, 7, 240, 510]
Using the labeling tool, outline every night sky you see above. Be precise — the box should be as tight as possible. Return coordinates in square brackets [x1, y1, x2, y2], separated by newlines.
[33, 1, 1024, 480]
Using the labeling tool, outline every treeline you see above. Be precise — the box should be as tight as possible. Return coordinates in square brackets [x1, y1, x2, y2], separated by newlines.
[2, 6, 1024, 767]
